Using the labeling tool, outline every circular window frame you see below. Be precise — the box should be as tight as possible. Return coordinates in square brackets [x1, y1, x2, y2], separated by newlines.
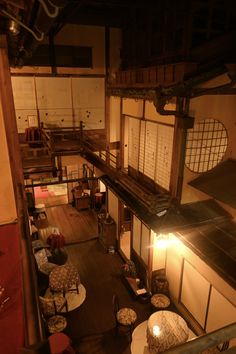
[185, 118, 228, 173]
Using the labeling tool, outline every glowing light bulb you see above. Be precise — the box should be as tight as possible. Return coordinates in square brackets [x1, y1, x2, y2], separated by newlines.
[153, 325, 161, 336]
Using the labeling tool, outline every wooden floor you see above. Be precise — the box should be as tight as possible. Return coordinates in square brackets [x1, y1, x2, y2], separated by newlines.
[46, 204, 98, 244]
[40, 204, 152, 354]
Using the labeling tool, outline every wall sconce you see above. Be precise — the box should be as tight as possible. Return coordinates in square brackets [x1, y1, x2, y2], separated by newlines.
[154, 233, 174, 250]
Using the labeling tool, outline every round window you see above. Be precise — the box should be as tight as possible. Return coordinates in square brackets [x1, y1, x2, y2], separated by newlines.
[185, 118, 228, 173]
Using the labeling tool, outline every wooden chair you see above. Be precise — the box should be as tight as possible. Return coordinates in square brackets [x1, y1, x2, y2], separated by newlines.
[39, 295, 68, 334]
[112, 294, 137, 340]
[39, 295, 68, 317]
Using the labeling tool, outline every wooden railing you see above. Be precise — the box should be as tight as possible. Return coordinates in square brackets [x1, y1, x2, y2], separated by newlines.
[164, 322, 236, 354]
[110, 62, 197, 88]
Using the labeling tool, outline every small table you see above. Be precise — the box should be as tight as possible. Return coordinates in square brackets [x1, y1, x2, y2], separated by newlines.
[48, 315, 67, 334]
[150, 293, 170, 310]
[49, 264, 80, 296]
[147, 311, 189, 353]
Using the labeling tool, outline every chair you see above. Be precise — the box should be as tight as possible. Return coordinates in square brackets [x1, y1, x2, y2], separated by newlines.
[112, 294, 137, 340]
[34, 248, 57, 276]
[39, 295, 68, 317]
[39, 295, 68, 334]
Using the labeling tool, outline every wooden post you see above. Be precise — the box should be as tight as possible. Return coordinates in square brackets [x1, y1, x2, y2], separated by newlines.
[0, 35, 45, 346]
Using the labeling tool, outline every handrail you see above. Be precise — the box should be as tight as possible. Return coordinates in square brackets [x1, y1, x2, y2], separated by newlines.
[164, 322, 236, 354]
[18, 183, 48, 352]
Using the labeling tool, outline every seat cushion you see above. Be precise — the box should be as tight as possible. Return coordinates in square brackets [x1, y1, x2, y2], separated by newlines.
[117, 307, 137, 325]
[35, 248, 48, 268]
[40, 262, 57, 275]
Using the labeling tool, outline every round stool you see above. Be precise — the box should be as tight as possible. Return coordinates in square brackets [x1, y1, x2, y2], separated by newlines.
[35, 203, 47, 220]
[49, 333, 75, 354]
[47, 315, 67, 334]
[151, 293, 170, 310]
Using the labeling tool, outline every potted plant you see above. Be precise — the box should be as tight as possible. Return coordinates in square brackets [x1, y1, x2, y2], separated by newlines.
[121, 260, 137, 278]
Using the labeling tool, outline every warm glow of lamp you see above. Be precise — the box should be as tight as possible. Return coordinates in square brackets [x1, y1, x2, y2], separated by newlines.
[154, 234, 169, 249]
[153, 325, 161, 336]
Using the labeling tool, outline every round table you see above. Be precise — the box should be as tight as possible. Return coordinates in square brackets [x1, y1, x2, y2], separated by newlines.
[131, 320, 149, 354]
[49, 264, 80, 296]
[147, 311, 189, 353]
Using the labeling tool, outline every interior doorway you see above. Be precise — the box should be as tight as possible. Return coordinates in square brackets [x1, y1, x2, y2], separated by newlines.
[34, 183, 68, 207]
[119, 203, 132, 260]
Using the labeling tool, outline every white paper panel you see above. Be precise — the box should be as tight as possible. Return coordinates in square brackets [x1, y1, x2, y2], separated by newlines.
[141, 223, 150, 265]
[72, 77, 105, 108]
[107, 188, 118, 233]
[181, 260, 210, 328]
[132, 215, 141, 255]
[155, 124, 174, 190]
[206, 287, 236, 332]
[15, 109, 38, 133]
[11, 77, 36, 109]
[144, 121, 157, 179]
[138, 120, 145, 173]
[74, 108, 105, 129]
[39, 109, 73, 128]
[36, 77, 72, 109]
[128, 117, 140, 169]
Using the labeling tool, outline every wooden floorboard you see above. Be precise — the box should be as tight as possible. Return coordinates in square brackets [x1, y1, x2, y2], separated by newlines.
[46, 204, 98, 244]
[64, 240, 152, 354]
[40, 204, 152, 353]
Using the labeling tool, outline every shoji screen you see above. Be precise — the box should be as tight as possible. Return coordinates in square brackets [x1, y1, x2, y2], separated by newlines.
[128, 117, 174, 191]
[144, 121, 158, 180]
[138, 120, 145, 173]
[128, 117, 140, 170]
[133, 215, 141, 255]
[155, 124, 174, 190]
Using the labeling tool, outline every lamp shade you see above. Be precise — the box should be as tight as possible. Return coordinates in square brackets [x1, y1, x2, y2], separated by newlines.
[47, 233, 65, 250]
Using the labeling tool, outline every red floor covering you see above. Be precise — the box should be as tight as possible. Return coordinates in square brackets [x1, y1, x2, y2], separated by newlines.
[0, 223, 24, 354]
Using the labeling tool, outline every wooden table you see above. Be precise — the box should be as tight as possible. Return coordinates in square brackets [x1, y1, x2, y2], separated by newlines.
[131, 312, 189, 354]
[49, 264, 80, 296]
[147, 311, 189, 353]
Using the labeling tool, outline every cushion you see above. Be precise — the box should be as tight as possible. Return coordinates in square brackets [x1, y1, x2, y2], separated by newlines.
[39, 296, 66, 316]
[40, 262, 57, 275]
[35, 249, 48, 268]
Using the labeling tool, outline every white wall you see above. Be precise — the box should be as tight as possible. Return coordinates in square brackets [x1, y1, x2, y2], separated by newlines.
[55, 24, 105, 75]
[11, 76, 105, 132]
[162, 234, 236, 343]
[107, 188, 119, 238]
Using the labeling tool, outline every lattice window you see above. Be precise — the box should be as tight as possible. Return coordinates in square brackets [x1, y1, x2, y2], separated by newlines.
[185, 119, 228, 173]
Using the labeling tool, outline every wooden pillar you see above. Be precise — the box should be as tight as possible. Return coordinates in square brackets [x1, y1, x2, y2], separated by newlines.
[0, 35, 45, 346]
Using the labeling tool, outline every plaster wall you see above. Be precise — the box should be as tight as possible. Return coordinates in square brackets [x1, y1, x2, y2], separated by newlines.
[122, 98, 143, 118]
[55, 25, 105, 75]
[144, 101, 175, 125]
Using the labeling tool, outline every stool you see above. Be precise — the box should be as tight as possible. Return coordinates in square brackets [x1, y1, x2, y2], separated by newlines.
[47, 315, 67, 334]
[151, 293, 170, 311]
[94, 192, 103, 210]
[49, 333, 75, 354]
[35, 203, 47, 220]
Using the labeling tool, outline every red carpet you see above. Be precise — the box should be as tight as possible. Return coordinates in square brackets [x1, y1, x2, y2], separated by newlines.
[0, 223, 24, 354]
[34, 186, 55, 198]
